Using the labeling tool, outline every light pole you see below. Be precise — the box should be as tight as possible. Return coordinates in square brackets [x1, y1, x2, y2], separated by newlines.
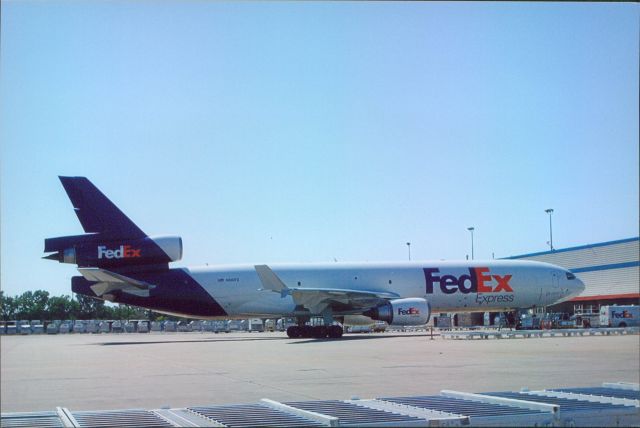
[545, 208, 554, 251]
[406, 242, 411, 261]
[467, 227, 475, 260]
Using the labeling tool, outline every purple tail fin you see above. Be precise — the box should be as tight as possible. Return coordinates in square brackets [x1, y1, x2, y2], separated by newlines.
[59, 176, 146, 239]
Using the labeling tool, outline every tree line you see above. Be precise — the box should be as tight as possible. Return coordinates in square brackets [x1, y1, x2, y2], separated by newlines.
[0, 290, 155, 321]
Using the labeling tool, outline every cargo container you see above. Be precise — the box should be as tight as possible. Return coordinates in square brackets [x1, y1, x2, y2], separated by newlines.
[111, 320, 124, 333]
[163, 321, 177, 332]
[177, 321, 192, 332]
[227, 319, 247, 331]
[212, 320, 229, 333]
[248, 319, 264, 332]
[201, 320, 214, 332]
[85, 320, 99, 333]
[150, 321, 163, 332]
[73, 321, 86, 333]
[19, 321, 32, 335]
[124, 321, 136, 333]
[188, 320, 203, 331]
[18, 320, 31, 334]
[31, 323, 45, 334]
[6, 323, 17, 335]
[59, 322, 71, 334]
[99, 321, 111, 333]
[137, 321, 150, 333]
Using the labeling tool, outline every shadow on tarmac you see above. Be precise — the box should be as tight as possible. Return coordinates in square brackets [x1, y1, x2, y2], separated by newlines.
[288, 333, 432, 344]
[98, 333, 432, 346]
[99, 337, 285, 346]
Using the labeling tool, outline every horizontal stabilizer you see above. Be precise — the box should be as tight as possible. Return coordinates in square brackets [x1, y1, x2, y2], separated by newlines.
[78, 268, 155, 298]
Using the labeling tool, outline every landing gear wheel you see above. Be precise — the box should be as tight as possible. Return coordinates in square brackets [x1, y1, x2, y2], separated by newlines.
[312, 325, 328, 339]
[301, 325, 314, 338]
[286, 326, 301, 338]
[327, 325, 343, 338]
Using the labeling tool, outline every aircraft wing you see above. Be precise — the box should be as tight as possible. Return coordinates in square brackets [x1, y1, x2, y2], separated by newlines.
[78, 268, 156, 298]
[255, 265, 398, 314]
[290, 288, 398, 313]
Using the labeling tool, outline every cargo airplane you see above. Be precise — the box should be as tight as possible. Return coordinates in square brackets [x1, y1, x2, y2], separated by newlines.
[44, 177, 585, 339]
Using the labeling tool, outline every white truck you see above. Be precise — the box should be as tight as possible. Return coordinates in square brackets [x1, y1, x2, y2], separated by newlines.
[599, 305, 639, 328]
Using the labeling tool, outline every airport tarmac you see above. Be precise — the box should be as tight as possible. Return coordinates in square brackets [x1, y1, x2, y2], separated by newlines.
[1, 331, 639, 413]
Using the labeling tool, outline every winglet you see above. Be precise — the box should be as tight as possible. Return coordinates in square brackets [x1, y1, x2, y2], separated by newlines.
[255, 265, 290, 297]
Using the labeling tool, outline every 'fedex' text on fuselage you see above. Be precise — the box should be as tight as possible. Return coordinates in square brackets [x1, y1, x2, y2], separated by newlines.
[424, 267, 513, 294]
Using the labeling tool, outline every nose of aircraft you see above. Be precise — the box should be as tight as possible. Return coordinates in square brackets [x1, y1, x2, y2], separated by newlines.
[572, 276, 586, 297]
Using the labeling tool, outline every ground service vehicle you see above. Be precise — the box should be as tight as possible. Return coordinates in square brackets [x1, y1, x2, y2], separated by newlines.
[599, 305, 639, 327]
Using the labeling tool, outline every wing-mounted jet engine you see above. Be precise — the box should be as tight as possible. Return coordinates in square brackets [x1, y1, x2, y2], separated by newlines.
[363, 298, 431, 326]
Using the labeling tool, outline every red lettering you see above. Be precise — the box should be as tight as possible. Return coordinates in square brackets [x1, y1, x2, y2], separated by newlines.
[123, 245, 141, 258]
[493, 274, 513, 292]
[474, 267, 493, 293]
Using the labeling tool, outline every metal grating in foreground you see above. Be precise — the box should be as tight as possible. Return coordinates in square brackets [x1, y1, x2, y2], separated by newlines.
[2, 382, 638, 427]
[70, 409, 175, 427]
[0, 411, 64, 428]
[484, 391, 634, 412]
[548, 386, 640, 401]
[379, 394, 545, 418]
[188, 403, 324, 427]
[284, 399, 423, 426]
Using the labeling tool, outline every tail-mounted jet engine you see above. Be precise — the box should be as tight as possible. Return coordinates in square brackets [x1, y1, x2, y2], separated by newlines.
[44, 234, 182, 268]
[364, 297, 431, 326]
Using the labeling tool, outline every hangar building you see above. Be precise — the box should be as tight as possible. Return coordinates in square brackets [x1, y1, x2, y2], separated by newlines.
[505, 237, 639, 315]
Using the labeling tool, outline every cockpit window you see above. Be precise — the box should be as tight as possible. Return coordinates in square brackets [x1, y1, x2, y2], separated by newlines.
[566, 272, 576, 280]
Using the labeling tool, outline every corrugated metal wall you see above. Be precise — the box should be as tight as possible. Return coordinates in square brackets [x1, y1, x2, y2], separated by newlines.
[507, 238, 639, 299]
[573, 267, 639, 297]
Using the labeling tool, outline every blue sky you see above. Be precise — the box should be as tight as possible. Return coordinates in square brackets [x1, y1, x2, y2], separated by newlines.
[2, 1, 638, 297]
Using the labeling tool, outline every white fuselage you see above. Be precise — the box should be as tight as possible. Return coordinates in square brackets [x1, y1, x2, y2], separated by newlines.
[183, 259, 584, 318]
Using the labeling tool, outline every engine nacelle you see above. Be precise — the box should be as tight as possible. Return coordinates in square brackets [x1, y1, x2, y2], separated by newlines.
[149, 236, 183, 262]
[44, 234, 182, 268]
[364, 298, 431, 326]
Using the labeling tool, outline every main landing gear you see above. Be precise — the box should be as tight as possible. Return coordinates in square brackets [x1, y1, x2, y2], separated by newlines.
[286, 324, 343, 339]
